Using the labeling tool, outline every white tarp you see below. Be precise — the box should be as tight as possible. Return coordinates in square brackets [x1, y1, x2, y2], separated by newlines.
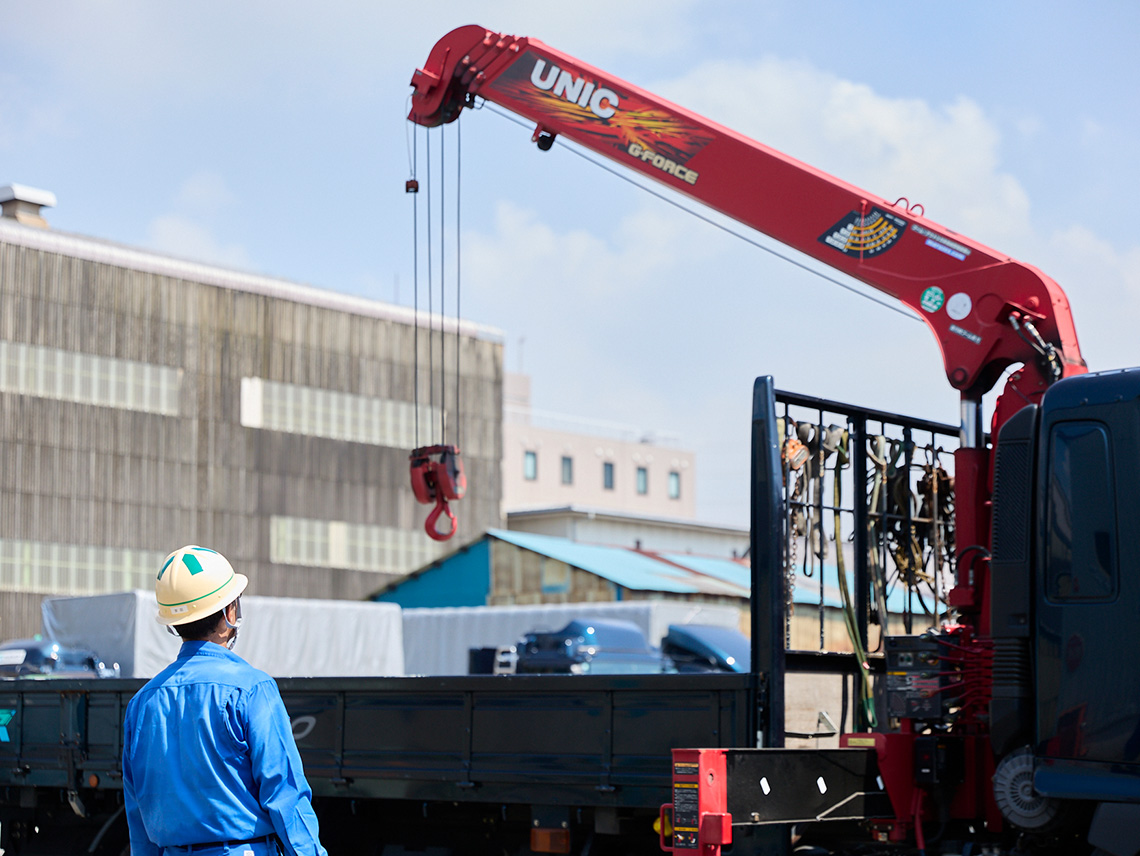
[401, 600, 742, 676]
[41, 590, 404, 678]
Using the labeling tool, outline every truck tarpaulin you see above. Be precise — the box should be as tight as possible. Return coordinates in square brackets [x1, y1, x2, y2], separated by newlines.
[41, 590, 404, 678]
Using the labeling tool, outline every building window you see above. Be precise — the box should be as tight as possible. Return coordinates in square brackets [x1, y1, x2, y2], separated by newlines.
[668, 470, 681, 499]
[0, 538, 164, 595]
[561, 455, 573, 485]
[541, 559, 570, 594]
[636, 466, 648, 495]
[524, 450, 538, 481]
[240, 377, 439, 449]
[603, 461, 614, 490]
[0, 340, 182, 415]
[269, 515, 445, 574]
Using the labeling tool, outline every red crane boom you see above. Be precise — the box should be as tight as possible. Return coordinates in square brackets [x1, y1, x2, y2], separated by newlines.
[408, 24, 1087, 622]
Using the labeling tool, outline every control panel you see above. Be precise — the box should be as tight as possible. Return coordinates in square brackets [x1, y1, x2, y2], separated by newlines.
[884, 635, 955, 721]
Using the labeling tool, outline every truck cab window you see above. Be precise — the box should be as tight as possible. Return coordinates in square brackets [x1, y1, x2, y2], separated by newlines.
[1046, 420, 1117, 600]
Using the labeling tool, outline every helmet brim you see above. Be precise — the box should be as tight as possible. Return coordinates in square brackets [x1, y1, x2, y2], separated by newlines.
[157, 572, 249, 626]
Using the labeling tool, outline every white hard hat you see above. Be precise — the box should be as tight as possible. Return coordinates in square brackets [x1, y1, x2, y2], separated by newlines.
[155, 546, 248, 626]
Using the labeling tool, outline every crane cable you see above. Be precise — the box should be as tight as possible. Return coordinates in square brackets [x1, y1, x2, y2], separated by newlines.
[481, 102, 921, 325]
[427, 128, 435, 432]
[413, 123, 464, 446]
[406, 118, 466, 541]
[456, 117, 462, 450]
[440, 125, 446, 440]
[410, 118, 420, 447]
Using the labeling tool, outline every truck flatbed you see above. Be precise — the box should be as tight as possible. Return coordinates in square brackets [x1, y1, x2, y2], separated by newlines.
[0, 673, 754, 809]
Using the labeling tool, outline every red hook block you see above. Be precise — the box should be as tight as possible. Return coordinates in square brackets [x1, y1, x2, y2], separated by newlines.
[410, 445, 466, 540]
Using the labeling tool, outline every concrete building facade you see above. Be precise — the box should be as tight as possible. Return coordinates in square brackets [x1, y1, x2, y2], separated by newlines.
[0, 190, 503, 638]
[502, 372, 696, 519]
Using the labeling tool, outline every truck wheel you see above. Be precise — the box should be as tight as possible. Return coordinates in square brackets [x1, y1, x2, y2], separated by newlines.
[992, 747, 1060, 830]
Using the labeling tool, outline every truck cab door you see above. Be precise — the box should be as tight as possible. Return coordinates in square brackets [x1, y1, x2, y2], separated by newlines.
[1035, 394, 1140, 766]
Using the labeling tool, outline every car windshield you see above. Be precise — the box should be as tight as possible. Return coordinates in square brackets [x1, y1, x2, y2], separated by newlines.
[563, 620, 651, 652]
[667, 625, 751, 671]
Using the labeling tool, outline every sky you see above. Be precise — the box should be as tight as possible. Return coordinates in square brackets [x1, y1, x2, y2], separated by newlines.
[2, 2, 1138, 526]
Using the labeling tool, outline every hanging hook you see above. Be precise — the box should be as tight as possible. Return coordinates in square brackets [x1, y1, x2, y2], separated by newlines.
[410, 444, 466, 541]
[407, 115, 466, 541]
[424, 494, 457, 541]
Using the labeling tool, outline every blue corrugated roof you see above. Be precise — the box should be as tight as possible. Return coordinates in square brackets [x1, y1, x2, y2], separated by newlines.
[486, 530, 922, 613]
[662, 553, 750, 588]
[487, 529, 749, 597]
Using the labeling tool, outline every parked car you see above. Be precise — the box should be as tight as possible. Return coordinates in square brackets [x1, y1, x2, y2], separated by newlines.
[511, 619, 672, 675]
[0, 639, 120, 679]
[661, 624, 751, 673]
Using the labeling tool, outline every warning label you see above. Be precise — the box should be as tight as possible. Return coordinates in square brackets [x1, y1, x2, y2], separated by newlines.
[820, 207, 907, 257]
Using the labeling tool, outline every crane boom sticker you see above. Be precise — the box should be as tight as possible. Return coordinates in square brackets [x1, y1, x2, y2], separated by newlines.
[820, 207, 907, 257]
[488, 51, 715, 186]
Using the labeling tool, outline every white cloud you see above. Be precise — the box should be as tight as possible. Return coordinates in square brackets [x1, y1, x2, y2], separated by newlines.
[5, 3, 1135, 526]
[1014, 114, 1042, 139]
[462, 199, 721, 426]
[1040, 224, 1140, 371]
[147, 215, 252, 269]
[455, 51, 1140, 522]
[0, 2, 705, 113]
[470, 0, 703, 59]
[460, 192, 950, 439]
[1080, 117, 1107, 145]
[174, 171, 239, 213]
[655, 57, 1033, 248]
[142, 172, 250, 268]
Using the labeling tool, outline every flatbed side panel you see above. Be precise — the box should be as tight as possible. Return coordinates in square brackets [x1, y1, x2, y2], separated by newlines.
[80, 689, 130, 788]
[611, 688, 748, 784]
[345, 690, 467, 777]
[0, 689, 73, 788]
[471, 688, 607, 781]
[284, 674, 753, 808]
[0, 675, 753, 811]
[0, 680, 143, 790]
[276, 691, 345, 781]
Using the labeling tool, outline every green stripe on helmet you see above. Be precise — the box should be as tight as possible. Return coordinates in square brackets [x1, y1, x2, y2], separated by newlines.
[158, 570, 237, 608]
[157, 555, 176, 580]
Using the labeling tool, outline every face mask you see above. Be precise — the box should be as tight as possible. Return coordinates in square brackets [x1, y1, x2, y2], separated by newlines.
[223, 598, 244, 650]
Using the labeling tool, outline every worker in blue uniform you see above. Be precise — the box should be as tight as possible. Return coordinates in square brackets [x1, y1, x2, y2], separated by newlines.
[122, 546, 327, 856]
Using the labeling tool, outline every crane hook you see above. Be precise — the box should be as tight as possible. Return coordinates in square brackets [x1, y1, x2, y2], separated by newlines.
[410, 444, 467, 540]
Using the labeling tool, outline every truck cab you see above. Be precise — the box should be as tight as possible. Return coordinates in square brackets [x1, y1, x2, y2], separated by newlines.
[991, 368, 1140, 834]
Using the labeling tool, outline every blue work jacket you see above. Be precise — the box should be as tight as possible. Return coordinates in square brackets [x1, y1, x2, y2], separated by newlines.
[122, 641, 326, 856]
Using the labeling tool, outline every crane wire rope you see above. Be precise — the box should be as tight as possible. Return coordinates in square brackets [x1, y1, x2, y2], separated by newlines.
[407, 106, 468, 543]
[410, 122, 420, 447]
[426, 129, 435, 429]
[481, 102, 921, 325]
[440, 124, 446, 441]
[410, 122, 463, 449]
[436, 121, 464, 446]
[449, 120, 458, 451]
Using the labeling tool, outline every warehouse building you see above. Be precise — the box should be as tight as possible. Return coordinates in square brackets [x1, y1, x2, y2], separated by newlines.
[0, 185, 503, 638]
[371, 529, 888, 652]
